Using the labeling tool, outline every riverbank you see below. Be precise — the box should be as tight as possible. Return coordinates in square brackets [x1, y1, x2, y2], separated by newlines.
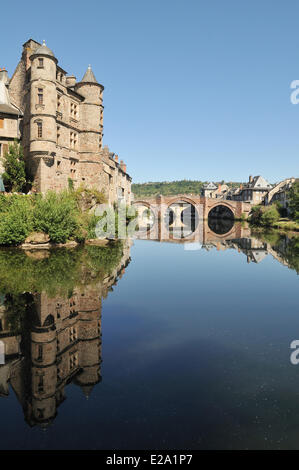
[249, 203, 299, 233]
[0, 190, 137, 247]
[249, 218, 299, 234]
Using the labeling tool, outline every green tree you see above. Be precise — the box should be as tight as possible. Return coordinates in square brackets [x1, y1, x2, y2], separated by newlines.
[250, 204, 280, 227]
[0, 196, 33, 245]
[33, 191, 79, 243]
[1, 141, 28, 192]
[260, 205, 280, 226]
[289, 181, 299, 221]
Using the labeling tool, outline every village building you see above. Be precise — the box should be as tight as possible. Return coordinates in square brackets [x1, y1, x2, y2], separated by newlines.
[0, 39, 131, 205]
[264, 177, 296, 212]
[228, 175, 272, 204]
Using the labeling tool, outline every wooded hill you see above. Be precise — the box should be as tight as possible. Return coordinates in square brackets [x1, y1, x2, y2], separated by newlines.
[132, 180, 242, 198]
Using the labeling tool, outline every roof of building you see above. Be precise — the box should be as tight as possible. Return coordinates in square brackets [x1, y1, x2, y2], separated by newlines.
[81, 65, 98, 83]
[248, 175, 272, 189]
[31, 40, 55, 59]
[0, 70, 20, 115]
[203, 182, 217, 190]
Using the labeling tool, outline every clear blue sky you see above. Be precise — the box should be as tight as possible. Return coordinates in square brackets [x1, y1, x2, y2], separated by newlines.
[2, 0, 299, 183]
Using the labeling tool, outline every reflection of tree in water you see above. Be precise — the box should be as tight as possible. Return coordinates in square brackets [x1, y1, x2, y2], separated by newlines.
[208, 217, 234, 235]
[252, 230, 299, 274]
[0, 242, 124, 297]
[0, 241, 131, 427]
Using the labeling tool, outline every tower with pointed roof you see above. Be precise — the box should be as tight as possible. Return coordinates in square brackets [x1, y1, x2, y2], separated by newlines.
[75, 64, 104, 157]
[28, 41, 58, 191]
[0, 39, 132, 203]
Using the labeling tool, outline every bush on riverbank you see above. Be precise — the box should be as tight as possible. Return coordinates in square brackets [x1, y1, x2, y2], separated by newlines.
[250, 204, 280, 227]
[0, 190, 138, 246]
[0, 190, 104, 245]
[289, 181, 299, 221]
[33, 191, 79, 243]
[1, 141, 30, 193]
[0, 196, 33, 245]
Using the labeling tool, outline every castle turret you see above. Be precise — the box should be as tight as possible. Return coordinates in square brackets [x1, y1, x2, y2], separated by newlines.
[29, 41, 58, 192]
[30, 313, 57, 427]
[74, 287, 102, 398]
[75, 65, 104, 155]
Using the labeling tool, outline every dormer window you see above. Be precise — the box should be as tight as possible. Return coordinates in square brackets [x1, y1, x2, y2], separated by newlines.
[38, 58, 44, 68]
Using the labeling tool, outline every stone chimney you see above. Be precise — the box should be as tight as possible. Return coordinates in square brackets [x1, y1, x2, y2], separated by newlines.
[66, 75, 76, 87]
[120, 160, 127, 173]
[114, 154, 119, 163]
[0, 68, 9, 85]
[249, 175, 253, 184]
[218, 184, 221, 192]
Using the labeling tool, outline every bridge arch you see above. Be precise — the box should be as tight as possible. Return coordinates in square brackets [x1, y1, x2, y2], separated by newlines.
[165, 196, 199, 208]
[132, 200, 152, 209]
[207, 202, 235, 219]
[132, 200, 156, 232]
[164, 198, 199, 238]
[207, 217, 235, 237]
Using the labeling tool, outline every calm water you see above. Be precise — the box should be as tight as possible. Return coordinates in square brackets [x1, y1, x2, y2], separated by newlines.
[0, 225, 298, 450]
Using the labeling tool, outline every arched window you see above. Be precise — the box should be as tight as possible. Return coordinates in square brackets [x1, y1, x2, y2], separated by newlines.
[0, 340, 4, 364]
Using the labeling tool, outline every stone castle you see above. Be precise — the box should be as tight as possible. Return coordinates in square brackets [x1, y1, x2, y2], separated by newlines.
[0, 39, 131, 205]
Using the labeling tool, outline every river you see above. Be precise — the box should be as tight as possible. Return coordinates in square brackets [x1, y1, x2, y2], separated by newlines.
[0, 223, 298, 449]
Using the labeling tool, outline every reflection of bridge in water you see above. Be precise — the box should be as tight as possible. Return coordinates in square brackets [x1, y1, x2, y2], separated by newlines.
[133, 197, 294, 269]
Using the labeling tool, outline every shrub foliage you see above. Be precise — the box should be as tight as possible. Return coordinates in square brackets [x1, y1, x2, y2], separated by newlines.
[250, 204, 280, 227]
[1, 141, 29, 192]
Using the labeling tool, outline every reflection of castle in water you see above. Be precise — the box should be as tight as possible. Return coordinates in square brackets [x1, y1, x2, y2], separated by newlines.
[0, 243, 131, 427]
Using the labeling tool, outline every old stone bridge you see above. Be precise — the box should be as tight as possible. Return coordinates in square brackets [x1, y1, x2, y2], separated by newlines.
[133, 194, 251, 220]
[132, 195, 252, 244]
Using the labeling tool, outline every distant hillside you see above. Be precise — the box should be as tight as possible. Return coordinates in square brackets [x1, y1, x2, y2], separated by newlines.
[132, 180, 242, 198]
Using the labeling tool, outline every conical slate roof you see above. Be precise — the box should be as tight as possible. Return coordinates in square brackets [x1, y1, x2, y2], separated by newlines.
[81, 384, 94, 399]
[33, 40, 55, 58]
[81, 65, 98, 83]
